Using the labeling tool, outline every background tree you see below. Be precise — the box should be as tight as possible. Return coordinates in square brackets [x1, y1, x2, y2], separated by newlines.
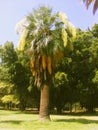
[72, 26, 98, 112]
[54, 72, 68, 114]
[0, 42, 33, 111]
[55, 24, 98, 113]
[28, 76, 40, 110]
[0, 42, 19, 109]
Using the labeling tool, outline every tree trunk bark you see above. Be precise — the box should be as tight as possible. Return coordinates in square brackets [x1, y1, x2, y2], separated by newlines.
[39, 84, 51, 121]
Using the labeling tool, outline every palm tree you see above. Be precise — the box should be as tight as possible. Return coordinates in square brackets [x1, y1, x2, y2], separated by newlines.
[16, 6, 76, 121]
[83, 0, 98, 14]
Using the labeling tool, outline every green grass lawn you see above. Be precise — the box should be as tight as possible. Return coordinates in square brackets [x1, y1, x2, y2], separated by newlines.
[0, 110, 98, 130]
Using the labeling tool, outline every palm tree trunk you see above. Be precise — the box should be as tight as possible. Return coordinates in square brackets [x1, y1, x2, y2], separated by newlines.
[39, 83, 51, 121]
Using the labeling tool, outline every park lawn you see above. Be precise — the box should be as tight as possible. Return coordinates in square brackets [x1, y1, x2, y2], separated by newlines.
[0, 110, 98, 130]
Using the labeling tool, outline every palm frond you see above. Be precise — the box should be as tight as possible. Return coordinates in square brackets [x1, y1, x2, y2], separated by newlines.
[83, 0, 98, 14]
[83, 0, 94, 8]
[93, 0, 98, 14]
[17, 28, 28, 51]
[58, 12, 68, 25]
[15, 17, 28, 34]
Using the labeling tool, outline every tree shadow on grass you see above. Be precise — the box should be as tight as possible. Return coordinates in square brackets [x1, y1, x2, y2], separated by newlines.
[60, 111, 98, 116]
[55, 118, 98, 124]
[0, 120, 23, 125]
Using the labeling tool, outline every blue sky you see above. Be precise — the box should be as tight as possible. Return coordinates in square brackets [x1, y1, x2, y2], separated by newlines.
[0, 0, 98, 47]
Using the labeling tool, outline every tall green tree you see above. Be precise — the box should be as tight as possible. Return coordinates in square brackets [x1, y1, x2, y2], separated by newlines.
[16, 6, 76, 121]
